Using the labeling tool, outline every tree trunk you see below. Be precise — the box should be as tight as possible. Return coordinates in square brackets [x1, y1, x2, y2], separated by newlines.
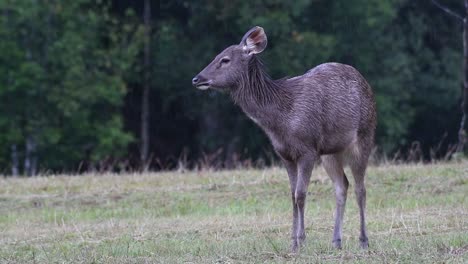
[24, 135, 37, 176]
[458, 1, 468, 153]
[140, 0, 151, 169]
[11, 145, 19, 177]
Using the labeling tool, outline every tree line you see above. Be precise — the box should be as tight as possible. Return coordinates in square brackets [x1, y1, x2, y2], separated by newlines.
[0, 0, 465, 175]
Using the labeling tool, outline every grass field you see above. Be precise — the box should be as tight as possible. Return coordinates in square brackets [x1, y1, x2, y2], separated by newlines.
[0, 162, 467, 263]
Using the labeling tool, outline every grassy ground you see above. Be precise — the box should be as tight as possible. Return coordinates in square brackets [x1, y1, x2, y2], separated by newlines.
[0, 162, 467, 263]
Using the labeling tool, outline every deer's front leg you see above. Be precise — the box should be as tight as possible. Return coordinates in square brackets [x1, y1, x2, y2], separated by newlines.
[283, 159, 298, 252]
[295, 152, 316, 249]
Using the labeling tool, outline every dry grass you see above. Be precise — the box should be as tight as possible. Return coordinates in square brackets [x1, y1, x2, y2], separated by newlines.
[0, 162, 467, 263]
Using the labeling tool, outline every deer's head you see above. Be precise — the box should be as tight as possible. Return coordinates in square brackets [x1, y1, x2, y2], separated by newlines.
[192, 26, 268, 91]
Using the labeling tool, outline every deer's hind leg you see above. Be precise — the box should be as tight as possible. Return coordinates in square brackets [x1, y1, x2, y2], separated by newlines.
[322, 153, 349, 249]
[348, 138, 372, 249]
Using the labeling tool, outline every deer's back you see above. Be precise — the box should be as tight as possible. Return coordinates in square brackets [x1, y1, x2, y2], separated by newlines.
[284, 62, 376, 155]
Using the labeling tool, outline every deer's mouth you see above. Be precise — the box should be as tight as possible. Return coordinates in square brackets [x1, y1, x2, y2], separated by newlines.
[196, 82, 211, 90]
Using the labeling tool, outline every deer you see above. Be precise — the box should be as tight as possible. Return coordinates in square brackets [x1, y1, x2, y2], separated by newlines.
[192, 26, 377, 252]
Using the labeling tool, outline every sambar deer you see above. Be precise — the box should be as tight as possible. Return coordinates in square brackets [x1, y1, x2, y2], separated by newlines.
[192, 26, 377, 252]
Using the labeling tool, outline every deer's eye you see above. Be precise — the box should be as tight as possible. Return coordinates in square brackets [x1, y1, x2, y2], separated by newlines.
[220, 57, 231, 64]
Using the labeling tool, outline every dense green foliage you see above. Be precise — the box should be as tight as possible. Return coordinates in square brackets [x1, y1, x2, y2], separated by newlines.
[0, 0, 141, 172]
[0, 0, 464, 173]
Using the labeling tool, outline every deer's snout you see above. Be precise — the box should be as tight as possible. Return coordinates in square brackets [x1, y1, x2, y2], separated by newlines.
[192, 76, 200, 85]
[192, 74, 211, 90]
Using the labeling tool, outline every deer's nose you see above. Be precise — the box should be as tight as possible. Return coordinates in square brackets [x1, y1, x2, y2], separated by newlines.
[192, 76, 200, 86]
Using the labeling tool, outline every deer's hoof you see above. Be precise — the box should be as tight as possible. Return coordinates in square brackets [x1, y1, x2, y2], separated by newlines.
[297, 234, 306, 245]
[332, 239, 342, 249]
[291, 241, 299, 253]
[360, 237, 369, 249]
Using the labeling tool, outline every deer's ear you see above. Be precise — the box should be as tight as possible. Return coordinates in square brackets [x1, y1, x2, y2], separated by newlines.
[240, 26, 267, 55]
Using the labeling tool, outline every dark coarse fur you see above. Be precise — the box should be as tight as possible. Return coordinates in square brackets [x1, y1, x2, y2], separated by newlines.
[193, 26, 377, 252]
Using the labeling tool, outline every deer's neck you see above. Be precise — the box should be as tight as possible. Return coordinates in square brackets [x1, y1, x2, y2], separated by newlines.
[231, 57, 292, 125]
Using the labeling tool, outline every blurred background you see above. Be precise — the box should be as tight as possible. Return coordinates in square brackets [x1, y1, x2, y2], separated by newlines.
[0, 0, 465, 175]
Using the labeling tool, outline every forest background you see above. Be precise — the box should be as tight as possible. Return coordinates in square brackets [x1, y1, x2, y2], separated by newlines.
[0, 0, 465, 175]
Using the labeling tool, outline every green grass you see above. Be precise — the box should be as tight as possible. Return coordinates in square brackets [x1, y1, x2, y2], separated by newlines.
[0, 162, 467, 263]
